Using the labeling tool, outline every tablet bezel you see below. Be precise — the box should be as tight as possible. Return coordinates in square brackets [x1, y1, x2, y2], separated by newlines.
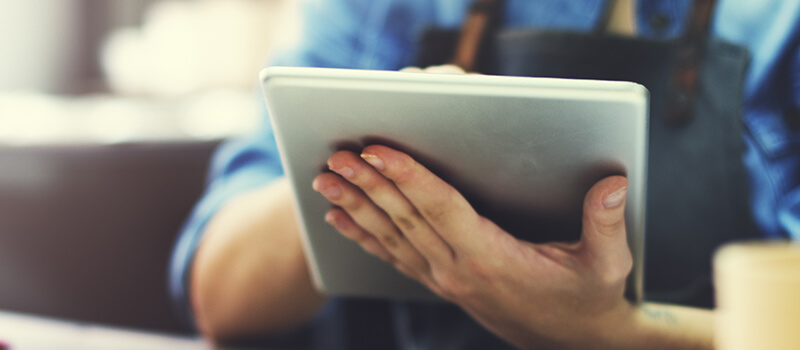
[261, 66, 648, 302]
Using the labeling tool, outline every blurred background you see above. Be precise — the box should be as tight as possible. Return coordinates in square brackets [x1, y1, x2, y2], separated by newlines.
[0, 0, 298, 334]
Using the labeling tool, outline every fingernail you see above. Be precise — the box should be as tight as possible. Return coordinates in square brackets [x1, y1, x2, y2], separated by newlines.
[318, 185, 341, 199]
[603, 186, 628, 208]
[324, 212, 337, 225]
[360, 153, 385, 170]
[335, 166, 355, 179]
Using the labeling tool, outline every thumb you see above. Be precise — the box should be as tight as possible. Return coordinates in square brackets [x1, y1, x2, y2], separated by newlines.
[580, 176, 632, 274]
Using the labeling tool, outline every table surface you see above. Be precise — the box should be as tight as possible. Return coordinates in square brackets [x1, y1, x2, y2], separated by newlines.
[0, 310, 214, 350]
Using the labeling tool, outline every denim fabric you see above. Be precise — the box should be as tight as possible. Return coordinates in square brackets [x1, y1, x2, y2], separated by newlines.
[169, 0, 800, 344]
[714, 1, 800, 237]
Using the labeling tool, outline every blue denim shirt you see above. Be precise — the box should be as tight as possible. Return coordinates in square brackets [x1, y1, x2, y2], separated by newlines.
[169, 0, 800, 341]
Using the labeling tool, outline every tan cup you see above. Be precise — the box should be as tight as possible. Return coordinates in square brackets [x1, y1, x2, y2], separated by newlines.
[714, 242, 800, 350]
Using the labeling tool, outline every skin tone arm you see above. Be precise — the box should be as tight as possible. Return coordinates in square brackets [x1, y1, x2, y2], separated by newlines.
[190, 178, 327, 342]
[313, 145, 715, 349]
[632, 303, 714, 350]
[185, 0, 696, 343]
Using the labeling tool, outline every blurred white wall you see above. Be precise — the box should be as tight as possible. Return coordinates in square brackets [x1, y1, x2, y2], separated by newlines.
[0, 0, 300, 144]
[102, 0, 300, 97]
[0, 0, 163, 94]
[0, 1, 81, 93]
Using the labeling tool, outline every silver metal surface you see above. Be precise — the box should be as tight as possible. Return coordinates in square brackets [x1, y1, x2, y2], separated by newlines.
[262, 67, 648, 301]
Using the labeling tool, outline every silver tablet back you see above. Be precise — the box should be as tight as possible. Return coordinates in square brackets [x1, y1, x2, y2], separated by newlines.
[261, 67, 648, 301]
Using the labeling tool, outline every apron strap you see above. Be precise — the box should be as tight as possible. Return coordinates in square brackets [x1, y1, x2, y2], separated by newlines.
[451, 0, 719, 125]
[450, 0, 503, 71]
[595, 0, 632, 35]
[666, 0, 717, 125]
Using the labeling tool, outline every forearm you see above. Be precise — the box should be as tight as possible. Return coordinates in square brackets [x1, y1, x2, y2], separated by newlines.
[190, 178, 326, 342]
[611, 302, 714, 350]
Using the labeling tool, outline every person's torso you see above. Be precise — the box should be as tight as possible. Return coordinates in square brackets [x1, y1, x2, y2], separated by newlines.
[298, 1, 800, 349]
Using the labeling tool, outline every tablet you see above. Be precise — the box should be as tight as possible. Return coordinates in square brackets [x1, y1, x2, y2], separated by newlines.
[260, 66, 648, 302]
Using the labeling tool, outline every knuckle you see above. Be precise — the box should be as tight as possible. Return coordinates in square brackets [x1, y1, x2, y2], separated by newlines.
[422, 204, 449, 223]
[585, 210, 625, 235]
[597, 258, 633, 288]
[377, 232, 400, 249]
[434, 271, 475, 300]
[391, 208, 424, 231]
[619, 253, 634, 279]
[421, 187, 461, 222]
[394, 216, 416, 231]
[339, 193, 364, 212]
[413, 258, 431, 274]
[597, 271, 617, 287]
[355, 171, 381, 191]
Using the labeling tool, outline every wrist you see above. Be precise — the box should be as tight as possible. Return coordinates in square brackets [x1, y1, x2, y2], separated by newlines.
[599, 302, 715, 350]
[540, 300, 638, 350]
[588, 301, 641, 350]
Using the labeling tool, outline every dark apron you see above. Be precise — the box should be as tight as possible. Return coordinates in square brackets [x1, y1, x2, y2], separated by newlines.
[392, 1, 760, 349]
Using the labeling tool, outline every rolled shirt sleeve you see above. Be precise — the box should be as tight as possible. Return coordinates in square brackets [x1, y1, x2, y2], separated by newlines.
[168, 121, 284, 325]
[166, 0, 424, 327]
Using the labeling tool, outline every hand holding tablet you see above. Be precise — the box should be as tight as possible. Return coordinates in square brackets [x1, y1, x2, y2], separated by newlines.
[315, 144, 634, 347]
[261, 66, 648, 301]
